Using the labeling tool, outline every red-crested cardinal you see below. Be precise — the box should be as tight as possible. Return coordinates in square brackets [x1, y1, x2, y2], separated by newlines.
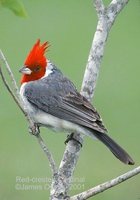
[19, 39, 134, 165]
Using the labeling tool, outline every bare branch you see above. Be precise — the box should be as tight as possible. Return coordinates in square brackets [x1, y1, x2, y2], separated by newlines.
[70, 166, 140, 200]
[36, 134, 58, 175]
[94, 0, 105, 19]
[0, 50, 57, 176]
[0, 64, 24, 114]
[50, 134, 84, 199]
[107, 0, 129, 29]
[0, 50, 19, 96]
[81, 0, 129, 101]
[81, 0, 107, 101]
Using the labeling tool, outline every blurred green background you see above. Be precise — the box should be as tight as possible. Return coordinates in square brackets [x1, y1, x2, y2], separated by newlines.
[0, 0, 140, 199]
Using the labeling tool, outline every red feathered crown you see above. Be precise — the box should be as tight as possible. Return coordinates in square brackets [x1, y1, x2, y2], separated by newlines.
[24, 39, 49, 68]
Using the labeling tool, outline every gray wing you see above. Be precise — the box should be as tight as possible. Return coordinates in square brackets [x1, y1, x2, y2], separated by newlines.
[24, 72, 107, 133]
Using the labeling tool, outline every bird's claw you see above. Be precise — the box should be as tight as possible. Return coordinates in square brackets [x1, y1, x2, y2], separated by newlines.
[65, 133, 83, 147]
[28, 124, 40, 136]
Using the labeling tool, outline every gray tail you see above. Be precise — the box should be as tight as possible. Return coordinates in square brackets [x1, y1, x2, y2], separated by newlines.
[93, 131, 134, 165]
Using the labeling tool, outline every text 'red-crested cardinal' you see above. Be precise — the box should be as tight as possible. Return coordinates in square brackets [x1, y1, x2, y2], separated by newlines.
[19, 39, 134, 165]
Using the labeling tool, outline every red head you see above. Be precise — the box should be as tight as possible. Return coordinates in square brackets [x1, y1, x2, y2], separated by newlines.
[20, 39, 49, 84]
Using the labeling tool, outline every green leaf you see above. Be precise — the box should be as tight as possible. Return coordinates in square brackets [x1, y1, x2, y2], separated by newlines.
[0, 0, 28, 17]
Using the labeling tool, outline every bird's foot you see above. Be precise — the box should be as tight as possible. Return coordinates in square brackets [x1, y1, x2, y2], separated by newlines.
[65, 133, 83, 147]
[28, 124, 40, 136]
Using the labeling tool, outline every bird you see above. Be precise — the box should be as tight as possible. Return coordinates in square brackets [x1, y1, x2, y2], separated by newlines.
[19, 39, 134, 165]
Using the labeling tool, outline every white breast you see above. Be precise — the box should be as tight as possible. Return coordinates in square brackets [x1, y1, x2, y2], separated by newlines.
[20, 83, 35, 115]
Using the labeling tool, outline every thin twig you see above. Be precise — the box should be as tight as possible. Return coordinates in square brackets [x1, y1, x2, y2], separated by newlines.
[107, 0, 129, 29]
[70, 166, 140, 200]
[36, 134, 58, 175]
[0, 65, 24, 114]
[0, 49, 19, 96]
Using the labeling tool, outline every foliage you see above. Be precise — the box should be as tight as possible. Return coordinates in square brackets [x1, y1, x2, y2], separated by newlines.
[0, 0, 27, 17]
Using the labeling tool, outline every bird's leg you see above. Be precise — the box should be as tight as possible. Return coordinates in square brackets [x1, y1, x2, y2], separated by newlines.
[28, 124, 40, 136]
[65, 133, 83, 147]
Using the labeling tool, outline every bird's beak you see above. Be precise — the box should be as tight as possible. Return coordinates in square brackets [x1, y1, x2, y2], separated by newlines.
[19, 66, 32, 75]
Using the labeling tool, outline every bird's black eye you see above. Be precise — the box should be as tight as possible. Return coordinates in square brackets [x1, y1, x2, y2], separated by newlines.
[34, 66, 41, 72]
